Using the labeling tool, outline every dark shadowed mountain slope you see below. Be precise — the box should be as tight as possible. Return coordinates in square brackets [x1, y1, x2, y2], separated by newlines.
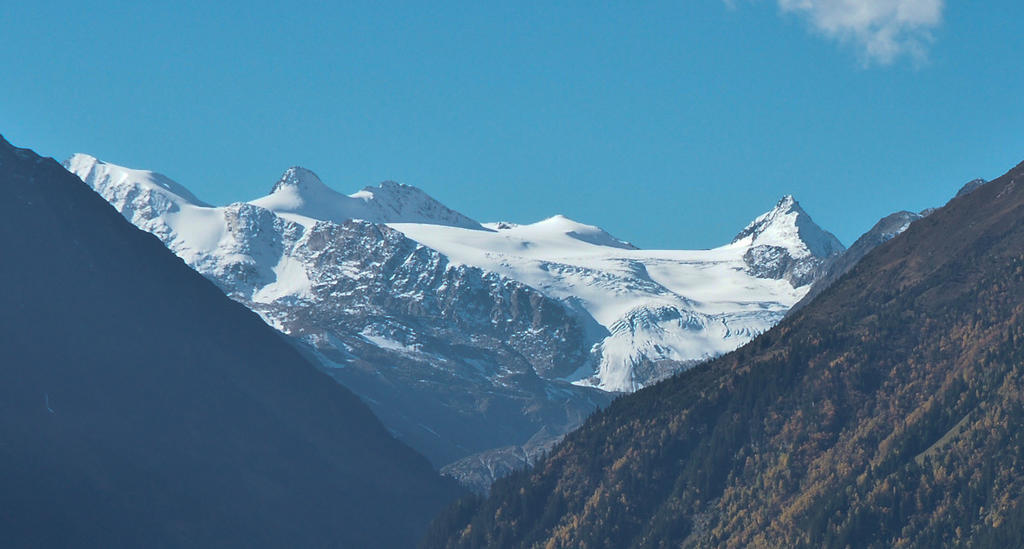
[0, 135, 461, 548]
[423, 159, 1024, 548]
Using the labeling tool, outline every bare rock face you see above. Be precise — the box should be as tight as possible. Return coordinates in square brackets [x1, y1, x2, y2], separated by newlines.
[241, 219, 612, 470]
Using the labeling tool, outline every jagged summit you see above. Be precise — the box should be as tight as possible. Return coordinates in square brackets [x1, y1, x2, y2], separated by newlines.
[733, 195, 844, 259]
[65, 154, 484, 230]
[251, 169, 483, 228]
[251, 166, 353, 222]
[269, 166, 329, 194]
[729, 196, 845, 288]
[776, 194, 797, 209]
[350, 180, 482, 229]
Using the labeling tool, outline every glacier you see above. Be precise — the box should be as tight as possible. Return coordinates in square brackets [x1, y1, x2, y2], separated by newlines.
[65, 153, 844, 488]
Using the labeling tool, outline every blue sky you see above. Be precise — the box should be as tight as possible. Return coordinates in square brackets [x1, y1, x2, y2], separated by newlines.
[3, 1, 1023, 248]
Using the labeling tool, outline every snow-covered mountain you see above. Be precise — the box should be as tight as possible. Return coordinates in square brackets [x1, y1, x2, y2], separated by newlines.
[732, 194, 845, 286]
[66, 153, 842, 488]
[391, 194, 843, 391]
[66, 154, 613, 490]
[251, 166, 482, 229]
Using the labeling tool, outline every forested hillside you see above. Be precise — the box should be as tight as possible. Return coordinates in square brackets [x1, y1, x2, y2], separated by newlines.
[423, 158, 1024, 548]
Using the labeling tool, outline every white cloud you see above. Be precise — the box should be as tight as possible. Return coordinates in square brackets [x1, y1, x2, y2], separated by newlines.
[750, 0, 946, 65]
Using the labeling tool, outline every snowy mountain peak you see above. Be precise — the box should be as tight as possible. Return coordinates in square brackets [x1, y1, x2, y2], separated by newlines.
[65, 153, 209, 207]
[534, 214, 585, 229]
[66, 152, 100, 168]
[764, 194, 803, 221]
[733, 195, 844, 259]
[531, 215, 637, 249]
[251, 172, 483, 229]
[352, 180, 483, 229]
[269, 166, 329, 195]
[775, 194, 797, 209]
[68, 153, 839, 400]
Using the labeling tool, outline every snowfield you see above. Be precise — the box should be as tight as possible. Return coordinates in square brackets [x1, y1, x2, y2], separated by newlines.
[66, 153, 842, 392]
[389, 202, 838, 391]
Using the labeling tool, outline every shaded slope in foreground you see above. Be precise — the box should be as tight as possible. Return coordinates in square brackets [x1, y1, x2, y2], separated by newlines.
[424, 158, 1024, 548]
[0, 135, 461, 548]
